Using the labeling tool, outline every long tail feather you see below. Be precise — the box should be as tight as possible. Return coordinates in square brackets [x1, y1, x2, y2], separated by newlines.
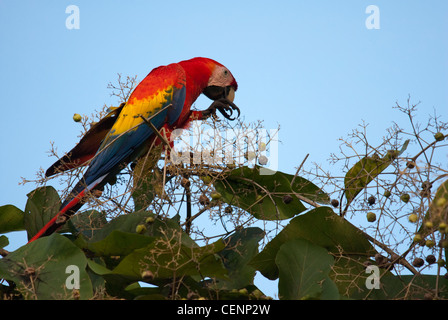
[28, 174, 107, 243]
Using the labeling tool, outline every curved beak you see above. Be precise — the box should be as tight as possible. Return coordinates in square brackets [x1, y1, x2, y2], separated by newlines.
[202, 85, 240, 120]
[203, 85, 236, 102]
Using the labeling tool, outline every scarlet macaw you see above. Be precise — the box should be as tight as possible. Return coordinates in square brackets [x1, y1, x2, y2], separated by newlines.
[29, 57, 239, 242]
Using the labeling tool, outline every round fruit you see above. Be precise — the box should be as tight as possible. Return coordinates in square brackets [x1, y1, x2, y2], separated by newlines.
[440, 239, 448, 248]
[282, 195, 293, 204]
[255, 194, 264, 203]
[406, 161, 415, 169]
[141, 270, 154, 280]
[73, 113, 82, 122]
[408, 213, 418, 223]
[426, 255, 436, 265]
[366, 212, 376, 222]
[424, 221, 434, 229]
[331, 199, 339, 208]
[425, 239, 435, 248]
[436, 197, 447, 207]
[258, 142, 267, 151]
[413, 234, 423, 243]
[181, 178, 190, 188]
[400, 193, 410, 203]
[245, 151, 256, 161]
[200, 176, 212, 185]
[210, 191, 222, 201]
[238, 288, 248, 295]
[383, 190, 391, 198]
[434, 132, 445, 142]
[368, 196, 376, 206]
[438, 222, 447, 233]
[136, 224, 146, 234]
[412, 258, 424, 268]
[258, 155, 268, 166]
[145, 216, 155, 224]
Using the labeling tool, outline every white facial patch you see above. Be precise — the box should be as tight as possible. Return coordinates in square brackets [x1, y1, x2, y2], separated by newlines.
[208, 66, 233, 87]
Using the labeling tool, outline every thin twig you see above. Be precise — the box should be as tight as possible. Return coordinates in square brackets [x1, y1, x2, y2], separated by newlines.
[139, 115, 172, 151]
[361, 229, 419, 275]
[291, 153, 309, 187]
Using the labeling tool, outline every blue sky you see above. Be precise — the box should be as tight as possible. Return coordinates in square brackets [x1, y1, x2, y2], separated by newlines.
[1, 1, 447, 297]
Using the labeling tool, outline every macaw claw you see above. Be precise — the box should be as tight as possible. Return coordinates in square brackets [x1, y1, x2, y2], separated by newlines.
[203, 98, 241, 121]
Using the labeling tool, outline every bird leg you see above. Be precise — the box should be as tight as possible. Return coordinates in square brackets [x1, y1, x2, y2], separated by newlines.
[201, 98, 241, 121]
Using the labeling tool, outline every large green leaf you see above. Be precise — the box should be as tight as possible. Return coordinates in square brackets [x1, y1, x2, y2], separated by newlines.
[0, 233, 92, 299]
[399, 274, 448, 299]
[0, 204, 25, 234]
[421, 178, 448, 261]
[251, 207, 376, 280]
[344, 140, 409, 205]
[64, 209, 108, 240]
[87, 210, 152, 243]
[215, 227, 265, 289]
[87, 230, 155, 257]
[23, 186, 61, 241]
[276, 239, 335, 300]
[215, 166, 329, 220]
[86, 258, 138, 299]
[329, 255, 415, 299]
[112, 237, 227, 281]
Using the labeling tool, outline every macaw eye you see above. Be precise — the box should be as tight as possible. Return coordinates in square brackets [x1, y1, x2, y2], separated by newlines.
[224, 69, 228, 76]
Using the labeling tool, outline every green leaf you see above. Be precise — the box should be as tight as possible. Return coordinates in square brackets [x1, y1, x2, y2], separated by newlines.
[0, 233, 93, 299]
[86, 258, 137, 299]
[330, 255, 408, 299]
[215, 227, 265, 289]
[88, 210, 152, 242]
[0, 205, 25, 233]
[344, 139, 409, 205]
[276, 239, 334, 300]
[421, 178, 448, 260]
[423, 178, 448, 229]
[215, 166, 329, 220]
[112, 237, 227, 281]
[23, 186, 61, 241]
[399, 274, 448, 299]
[0, 235, 8, 249]
[87, 230, 155, 257]
[65, 209, 108, 240]
[251, 207, 376, 280]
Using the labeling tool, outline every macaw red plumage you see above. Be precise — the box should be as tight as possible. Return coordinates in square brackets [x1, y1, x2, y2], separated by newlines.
[29, 57, 239, 242]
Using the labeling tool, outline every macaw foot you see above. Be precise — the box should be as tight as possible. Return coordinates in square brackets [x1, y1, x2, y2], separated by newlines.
[202, 98, 241, 121]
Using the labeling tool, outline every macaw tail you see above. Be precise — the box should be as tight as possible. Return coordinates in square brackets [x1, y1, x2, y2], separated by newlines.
[27, 174, 107, 243]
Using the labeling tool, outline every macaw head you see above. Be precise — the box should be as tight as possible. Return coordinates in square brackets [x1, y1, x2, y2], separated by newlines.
[179, 57, 239, 120]
[179, 57, 238, 103]
[202, 60, 238, 104]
